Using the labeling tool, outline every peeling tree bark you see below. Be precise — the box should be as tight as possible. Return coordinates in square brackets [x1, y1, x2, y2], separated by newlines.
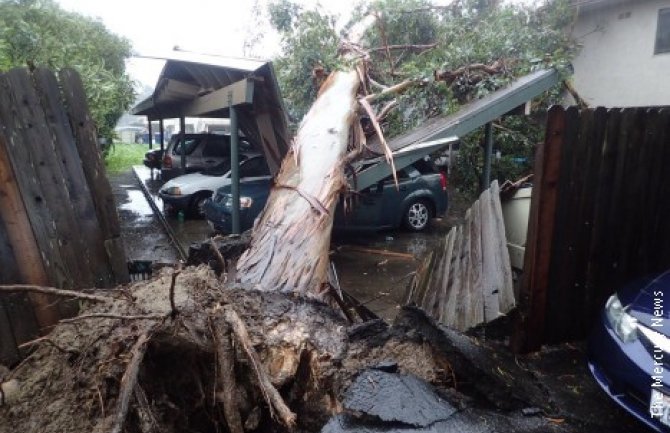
[236, 70, 360, 297]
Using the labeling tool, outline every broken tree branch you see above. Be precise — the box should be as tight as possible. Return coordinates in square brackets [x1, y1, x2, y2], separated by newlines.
[209, 238, 227, 275]
[376, 99, 399, 121]
[109, 331, 153, 433]
[18, 336, 78, 354]
[369, 78, 389, 91]
[369, 43, 438, 53]
[222, 306, 297, 429]
[337, 245, 416, 260]
[364, 79, 417, 103]
[210, 318, 245, 433]
[169, 265, 182, 318]
[134, 385, 159, 433]
[563, 80, 589, 108]
[0, 285, 111, 302]
[59, 313, 165, 324]
[434, 60, 504, 84]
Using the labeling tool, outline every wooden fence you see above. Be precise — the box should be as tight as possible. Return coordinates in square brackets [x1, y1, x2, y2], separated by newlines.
[513, 106, 670, 352]
[406, 180, 515, 331]
[0, 67, 128, 365]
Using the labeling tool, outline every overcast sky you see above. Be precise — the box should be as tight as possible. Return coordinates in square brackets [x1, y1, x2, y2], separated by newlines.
[54, 0, 536, 90]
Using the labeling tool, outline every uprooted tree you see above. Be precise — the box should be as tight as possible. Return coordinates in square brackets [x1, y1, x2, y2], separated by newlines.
[1, 2, 583, 433]
[268, 0, 577, 195]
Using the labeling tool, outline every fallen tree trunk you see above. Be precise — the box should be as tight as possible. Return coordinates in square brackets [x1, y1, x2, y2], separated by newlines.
[236, 70, 361, 298]
[236, 16, 379, 299]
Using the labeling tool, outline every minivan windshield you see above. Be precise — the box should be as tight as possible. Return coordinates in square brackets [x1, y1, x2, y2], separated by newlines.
[202, 160, 233, 177]
[172, 136, 202, 155]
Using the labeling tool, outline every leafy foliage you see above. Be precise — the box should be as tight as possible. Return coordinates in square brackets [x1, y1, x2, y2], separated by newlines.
[268, 0, 577, 194]
[269, 1, 341, 123]
[0, 0, 134, 149]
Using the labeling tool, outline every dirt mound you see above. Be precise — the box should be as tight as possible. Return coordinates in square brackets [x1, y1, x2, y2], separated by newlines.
[0, 266, 459, 433]
[0, 265, 636, 433]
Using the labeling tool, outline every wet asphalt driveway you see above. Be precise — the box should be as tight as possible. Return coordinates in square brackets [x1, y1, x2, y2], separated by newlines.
[113, 166, 455, 320]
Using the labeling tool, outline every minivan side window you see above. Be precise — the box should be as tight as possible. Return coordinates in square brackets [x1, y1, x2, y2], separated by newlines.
[203, 136, 231, 158]
[412, 159, 437, 175]
[173, 137, 201, 155]
[383, 169, 410, 183]
[239, 157, 270, 177]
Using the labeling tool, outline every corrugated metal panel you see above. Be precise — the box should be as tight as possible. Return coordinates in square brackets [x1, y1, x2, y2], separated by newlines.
[355, 68, 561, 192]
[376, 68, 560, 153]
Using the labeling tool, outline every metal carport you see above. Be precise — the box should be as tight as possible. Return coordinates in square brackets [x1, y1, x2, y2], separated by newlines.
[132, 51, 290, 233]
[355, 68, 562, 192]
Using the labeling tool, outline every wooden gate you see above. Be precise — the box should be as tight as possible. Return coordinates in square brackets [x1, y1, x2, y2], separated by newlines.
[513, 106, 670, 352]
[0, 67, 129, 365]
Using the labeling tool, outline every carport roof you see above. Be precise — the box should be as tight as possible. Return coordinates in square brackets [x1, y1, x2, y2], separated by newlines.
[131, 51, 290, 173]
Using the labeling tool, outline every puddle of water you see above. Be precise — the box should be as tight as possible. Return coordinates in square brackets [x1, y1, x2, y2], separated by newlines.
[120, 189, 154, 219]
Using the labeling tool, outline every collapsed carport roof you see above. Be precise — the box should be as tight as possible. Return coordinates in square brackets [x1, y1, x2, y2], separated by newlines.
[131, 51, 290, 174]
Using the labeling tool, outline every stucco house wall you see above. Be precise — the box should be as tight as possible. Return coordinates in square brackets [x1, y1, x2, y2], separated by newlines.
[571, 0, 670, 107]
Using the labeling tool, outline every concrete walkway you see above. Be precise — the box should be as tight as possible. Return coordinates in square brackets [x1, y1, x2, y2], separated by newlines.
[131, 165, 212, 260]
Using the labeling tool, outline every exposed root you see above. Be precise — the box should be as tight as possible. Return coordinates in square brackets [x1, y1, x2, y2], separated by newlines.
[210, 318, 244, 433]
[106, 329, 154, 433]
[220, 304, 298, 429]
[0, 284, 111, 302]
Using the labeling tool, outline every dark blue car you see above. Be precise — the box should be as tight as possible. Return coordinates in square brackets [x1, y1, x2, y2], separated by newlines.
[203, 160, 449, 234]
[589, 270, 670, 432]
[203, 176, 271, 233]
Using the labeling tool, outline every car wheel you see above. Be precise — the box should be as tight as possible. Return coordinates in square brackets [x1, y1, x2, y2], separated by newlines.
[404, 199, 432, 232]
[189, 192, 211, 219]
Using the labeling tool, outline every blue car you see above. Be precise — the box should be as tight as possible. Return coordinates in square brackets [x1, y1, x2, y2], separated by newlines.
[203, 176, 272, 233]
[203, 160, 449, 234]
[588, 270, 670, 432]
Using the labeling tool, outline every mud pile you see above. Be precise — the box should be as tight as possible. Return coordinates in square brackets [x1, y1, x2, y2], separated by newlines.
[0, 264, 636, 433]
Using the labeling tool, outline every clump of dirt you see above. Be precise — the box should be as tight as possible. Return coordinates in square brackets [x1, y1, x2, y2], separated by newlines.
[0, 264, 636, 433]
[0, 266, 462, 433]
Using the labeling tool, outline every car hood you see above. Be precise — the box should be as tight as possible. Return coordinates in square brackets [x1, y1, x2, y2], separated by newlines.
[620, 269, 670, 331]
[161, 172, 231, 195]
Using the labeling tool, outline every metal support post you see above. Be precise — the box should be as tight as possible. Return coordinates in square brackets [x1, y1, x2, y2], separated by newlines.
[159, 119, 165, 152]
[229, 94, 241, 235]
[147, 118, 153, 149]
[482, 122, 494, 193]
[179, 116, 186, 174]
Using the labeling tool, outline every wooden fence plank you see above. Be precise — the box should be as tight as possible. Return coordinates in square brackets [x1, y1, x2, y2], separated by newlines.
[0, 300, 19, 365]
[33, 68, 115, 288]
[436, 226, 457, 322]
[480, 188, 501, 322]
[585, 109, 621, 313]
[58, 68, 129, 284]
[5, 68, 92, 290]
[0, 73, 62, 329]
[490, 180, 515, 313]
[564, 107, 605, 338]
[635, 109, 667, 276]
[512, 106, 566, 352]
[445, 226, 463, 328]
[545, 106, 583, 342]
[454, 210, 472, 330]
[654, 109, 670, 267]
[617, 109, 646, 283]
[0, 216, 30, 365]
[469, 198, 484, 327]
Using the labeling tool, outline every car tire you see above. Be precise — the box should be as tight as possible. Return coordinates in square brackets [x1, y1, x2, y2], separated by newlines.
[189, 192, 212, 219]
[403, 199, 432, 232]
